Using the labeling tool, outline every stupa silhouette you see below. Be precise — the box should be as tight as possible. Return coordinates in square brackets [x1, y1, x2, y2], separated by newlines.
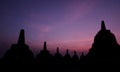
[35, 41, 52, 72]
[3, 29, 34, 65]
[80, 21, 120, 71]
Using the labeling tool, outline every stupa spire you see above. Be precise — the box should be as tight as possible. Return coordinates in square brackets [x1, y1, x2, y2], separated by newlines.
[18, 29, 25, 44]
[43, 41, 47, 50]
[57, 47, 59, 53]
[101, 20, 106, 30]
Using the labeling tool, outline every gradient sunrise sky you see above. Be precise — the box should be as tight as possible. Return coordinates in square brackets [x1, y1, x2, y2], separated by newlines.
[0, 0, 120, 57]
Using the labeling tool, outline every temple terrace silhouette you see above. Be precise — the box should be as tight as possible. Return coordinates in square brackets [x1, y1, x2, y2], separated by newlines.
[0, 21, 120, 72]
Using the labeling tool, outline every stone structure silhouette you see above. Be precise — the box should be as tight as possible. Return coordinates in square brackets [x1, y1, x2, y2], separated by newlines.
[2, 29, 34, 70]
[53, 47, 64, 72]
[72, 51, 79, 63]
[63, 49, 72, 72]
[0, 21, 120, 72]
[35, 41, 52, 72]
[71, 51, 79, 72]
[80, 21, 120, 71]
[54, 47, 63, 65]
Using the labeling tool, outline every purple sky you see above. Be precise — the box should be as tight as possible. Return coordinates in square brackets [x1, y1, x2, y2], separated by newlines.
[0, 0, 120, 57]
